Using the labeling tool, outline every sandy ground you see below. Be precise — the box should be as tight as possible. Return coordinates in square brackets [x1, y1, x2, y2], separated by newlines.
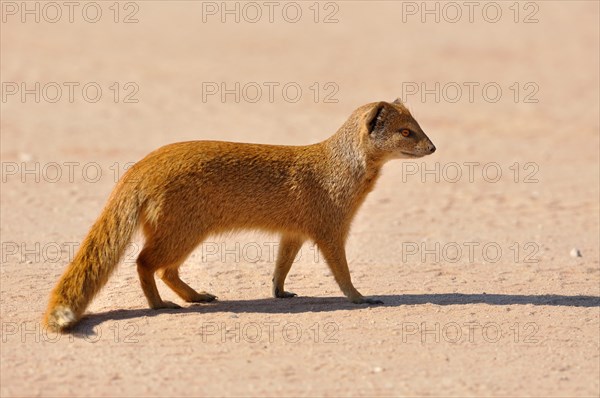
[1, 1, 599, 397]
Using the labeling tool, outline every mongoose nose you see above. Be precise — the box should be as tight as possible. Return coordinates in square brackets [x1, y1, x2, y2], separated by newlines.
[429, 145, 436, 153]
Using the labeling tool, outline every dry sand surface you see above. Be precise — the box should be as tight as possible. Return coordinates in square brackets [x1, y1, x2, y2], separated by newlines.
[1, 1, 599, 397]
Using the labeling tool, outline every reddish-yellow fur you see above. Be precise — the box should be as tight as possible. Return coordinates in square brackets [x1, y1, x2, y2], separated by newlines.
[43, 100, 436, 332]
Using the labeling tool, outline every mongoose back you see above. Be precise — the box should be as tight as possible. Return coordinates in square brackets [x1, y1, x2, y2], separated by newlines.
[44, 99, 436, 331]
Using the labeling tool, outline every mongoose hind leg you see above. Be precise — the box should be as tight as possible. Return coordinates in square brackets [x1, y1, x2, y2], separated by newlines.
[137, 250, 181, 310]
[138, 215, 217, 305]
[159, 267, 217, 303]
[317, 238, 383, 305]
[272, 235, 304, 298]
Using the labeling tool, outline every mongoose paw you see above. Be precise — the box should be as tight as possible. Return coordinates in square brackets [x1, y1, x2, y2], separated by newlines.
[351, 297, 384, 305]
[273, 287, 297, 298]
[151, 300, 182, 310]
[190, 292, 217, 303]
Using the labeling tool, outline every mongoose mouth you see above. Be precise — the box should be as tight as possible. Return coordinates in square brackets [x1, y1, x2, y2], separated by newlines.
[400, 151, 423, 158]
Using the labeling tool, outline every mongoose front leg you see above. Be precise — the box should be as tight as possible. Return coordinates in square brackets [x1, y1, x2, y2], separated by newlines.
[318, 239, 383, 305]
[158, 268, 217, 303]
[272, 235, 304, 298]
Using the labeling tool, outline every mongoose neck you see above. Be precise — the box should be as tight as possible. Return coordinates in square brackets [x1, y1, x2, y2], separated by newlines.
[322, 118, 385, 175]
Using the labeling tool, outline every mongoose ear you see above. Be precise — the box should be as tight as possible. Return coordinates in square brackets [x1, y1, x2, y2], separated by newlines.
[392, 98, 403, 105]
[366, 102, 388, 134]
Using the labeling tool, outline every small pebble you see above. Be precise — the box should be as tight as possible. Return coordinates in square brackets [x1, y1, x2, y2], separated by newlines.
[570, 248, 582, 258]
[372, 367, 384, 373]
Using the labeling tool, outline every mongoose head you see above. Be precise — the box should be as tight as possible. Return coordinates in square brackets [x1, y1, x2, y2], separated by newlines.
[362, 99, 436, 160]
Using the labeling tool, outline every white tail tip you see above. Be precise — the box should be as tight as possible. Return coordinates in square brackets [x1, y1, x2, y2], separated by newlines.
[47, 305, 76, 330]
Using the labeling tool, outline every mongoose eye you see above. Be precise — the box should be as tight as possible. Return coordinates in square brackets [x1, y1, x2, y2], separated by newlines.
[400, 129, 411, 137]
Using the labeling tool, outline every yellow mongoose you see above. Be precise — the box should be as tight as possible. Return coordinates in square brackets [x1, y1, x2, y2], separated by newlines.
[44, 99, 436, 331]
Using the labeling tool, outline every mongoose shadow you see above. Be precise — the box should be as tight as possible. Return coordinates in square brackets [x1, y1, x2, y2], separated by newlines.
[72, 293, 600, 337]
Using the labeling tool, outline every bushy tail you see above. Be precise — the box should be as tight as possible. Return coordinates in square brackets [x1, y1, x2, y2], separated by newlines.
[43, 187, 144, 332]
